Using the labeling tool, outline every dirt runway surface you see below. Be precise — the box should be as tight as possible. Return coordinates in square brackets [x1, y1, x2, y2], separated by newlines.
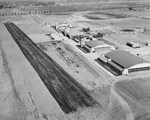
[5, 22, 98, 114]
[0, 30, 26, 120]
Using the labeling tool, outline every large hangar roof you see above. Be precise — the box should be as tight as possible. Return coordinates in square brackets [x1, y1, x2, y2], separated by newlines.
[86, 40, 106, 48]
[105, 50, 148, 68]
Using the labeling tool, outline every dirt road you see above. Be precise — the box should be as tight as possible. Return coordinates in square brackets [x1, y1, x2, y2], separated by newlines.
[111, 82, 134, 120]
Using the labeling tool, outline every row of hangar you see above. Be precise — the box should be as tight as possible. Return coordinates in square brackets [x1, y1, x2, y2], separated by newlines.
[52, 23, 150, 75]
[65, 31, 150, 75]
[97, 50, 150, 75]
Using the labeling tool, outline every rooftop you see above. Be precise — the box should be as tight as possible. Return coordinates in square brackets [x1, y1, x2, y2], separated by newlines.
[105, 50, 148, 68]
[86, 40, 107, 48]
[68, 28, 85, 36]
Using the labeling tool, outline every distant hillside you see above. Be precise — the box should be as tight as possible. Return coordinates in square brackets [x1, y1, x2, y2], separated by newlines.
[0, 0, 148, 2]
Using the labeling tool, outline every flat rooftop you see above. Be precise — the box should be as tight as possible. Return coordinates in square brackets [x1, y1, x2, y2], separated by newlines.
[68, 28, 85, 36]
[86, 40, 108, 48]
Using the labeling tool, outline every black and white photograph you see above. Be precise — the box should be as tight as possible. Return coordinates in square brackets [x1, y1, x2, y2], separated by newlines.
[0, 0, 150, 120]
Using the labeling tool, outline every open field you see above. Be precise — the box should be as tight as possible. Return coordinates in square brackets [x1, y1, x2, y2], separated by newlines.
[103, 33, 150, 59]
[16, 21, 51, 34]
[36, 14, 72, 24]
[115, 78, 150, 119]
[96, 9, 150, 18]
[28, 34, 51, 43]
[112, 18, 150, 28]
[83, 11, 150, 29]
[142, 30, 150, 36]
[0, 26, 26, 120]
[91, 17, 150, 29]
[17, 23, 50, 34]
[105, 34, 150, 46]
[116, 78, 150, 108]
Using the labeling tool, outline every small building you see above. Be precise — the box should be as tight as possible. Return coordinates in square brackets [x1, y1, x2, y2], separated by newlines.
[126, 42, 140, 48]
[83, 40, 112, 53]
[145, 42, 150, 46]
[50, 33, 63, 43]
[101, 50, 150, 75]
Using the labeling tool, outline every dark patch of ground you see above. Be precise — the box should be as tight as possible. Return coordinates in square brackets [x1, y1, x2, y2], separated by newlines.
[121, 29, 135, 32]
[87, 12, 128, 19]
[83, 15, 104, 20]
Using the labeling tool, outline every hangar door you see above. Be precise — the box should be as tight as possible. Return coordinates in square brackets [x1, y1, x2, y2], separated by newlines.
[128, 67, 150, 73]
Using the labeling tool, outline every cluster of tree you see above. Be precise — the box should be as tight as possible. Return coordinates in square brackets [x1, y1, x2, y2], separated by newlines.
[0, 9, 76, 16]
[0, 2, 16, 9]
[82, 27, 90, 33]
[93, 32, 103, 38]
[0, 1, 56, 10]
[31, 2, 55, 6]
[0, 4, 3, 9]
[46, 2, 55, 6]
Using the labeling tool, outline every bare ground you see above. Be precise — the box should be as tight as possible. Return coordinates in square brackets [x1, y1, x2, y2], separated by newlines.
[0, 29, 26, 120]
[115, 78, 150, 120]
[0, 22, 67, 120]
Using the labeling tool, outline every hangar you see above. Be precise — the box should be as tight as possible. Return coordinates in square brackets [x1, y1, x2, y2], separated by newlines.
[98, 50, 150, 75]
[65, 28, 85, 40]
[83, 40, 112, 53]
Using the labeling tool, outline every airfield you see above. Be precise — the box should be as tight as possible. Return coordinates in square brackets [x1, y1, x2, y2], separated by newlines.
[0, 2, 150, 120]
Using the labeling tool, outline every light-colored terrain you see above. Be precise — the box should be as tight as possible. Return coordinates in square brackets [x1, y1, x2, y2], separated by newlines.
[0, 22, 68, 120]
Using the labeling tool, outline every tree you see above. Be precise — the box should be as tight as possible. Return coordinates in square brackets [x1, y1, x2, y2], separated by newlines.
[82, 27, 90, 33]
[93, 32, 103, 38]
[0, 4, 3, 9]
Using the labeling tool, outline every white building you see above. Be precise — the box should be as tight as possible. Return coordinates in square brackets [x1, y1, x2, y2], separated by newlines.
[126, 42, 140, 48]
